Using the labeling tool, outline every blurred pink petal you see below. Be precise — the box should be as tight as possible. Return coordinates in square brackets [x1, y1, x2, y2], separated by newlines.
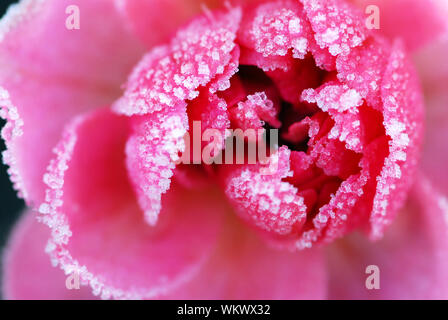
[0, 0, 144, 205]
[328, 176, 448, 299]
[37, 108, 224, 299]
[3, 211, 95, 300]
[167, 216, 327, 299]
[114, 0, 224, 48]
[415, 37, 448, 194]
[352, 0, 447, 51]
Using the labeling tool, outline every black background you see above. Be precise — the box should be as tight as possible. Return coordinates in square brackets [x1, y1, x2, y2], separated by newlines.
[0, 0, 23, 294]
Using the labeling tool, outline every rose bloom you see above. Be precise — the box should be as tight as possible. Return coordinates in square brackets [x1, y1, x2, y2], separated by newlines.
[0, 0, 447, 300]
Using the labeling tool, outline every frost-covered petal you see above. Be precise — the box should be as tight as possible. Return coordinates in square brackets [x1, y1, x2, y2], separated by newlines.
[125, 103, 188, 225]
[336, 36, 391, 110]
[0, 0, 143, 205]
[222, 147, 308, 238]
[328, 176, 448, 299]
[370, 40, 424, 239]
[301, 0, 367, 56]
[302, 82, 365, 152]
[3, 211, 95, 300]
[38, 109, 223, 300]
[113, 8, 242, 116]
[229, 91, 281, 130]
[237, 0, 335, 71]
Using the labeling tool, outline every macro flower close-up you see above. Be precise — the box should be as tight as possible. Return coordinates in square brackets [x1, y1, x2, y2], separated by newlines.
[0, 0, 447, 301]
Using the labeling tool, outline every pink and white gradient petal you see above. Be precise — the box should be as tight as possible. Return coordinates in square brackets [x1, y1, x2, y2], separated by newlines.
[327, 176, 448, 299]
[0, 0, 144, 206]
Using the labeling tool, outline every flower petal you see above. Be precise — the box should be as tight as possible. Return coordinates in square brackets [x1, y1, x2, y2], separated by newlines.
[328, 175, 448, 299]
[125, 103, 188, 225]
[166, 216, 327, 299]
[370, 40, 424, 239]
[113, 8, 242, 116]
[0, 0, 144, 205]
[302, 0, 367, 56]
[114, 0, 224, 48]
[222, 147, 308, 240]
[352, 0, 448, 51]
[415, 37, 448, 194]
[3, 211, 95, 300]
[38, 108, 223, 299]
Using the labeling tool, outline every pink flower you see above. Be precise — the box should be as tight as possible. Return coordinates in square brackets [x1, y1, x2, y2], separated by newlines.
[1, 0, 448, 299]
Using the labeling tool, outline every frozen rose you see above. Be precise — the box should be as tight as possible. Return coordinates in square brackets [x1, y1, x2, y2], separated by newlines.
[1, 0, 448, 299]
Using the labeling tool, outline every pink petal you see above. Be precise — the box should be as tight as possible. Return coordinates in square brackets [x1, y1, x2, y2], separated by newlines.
[114, 0, 224, 48]
[301, 0, 367, 56]
[3, 211, 95, 300]
[221, 147, 308, 240]
[229, 92, 281, 130]
[302, 82, 365, 152]
[352, 0, 448, 51]
[370, 40, 424, 239]
[125, 103, 188, 225]
[38, 108, 223, 299]
[415, 38, 448, 194]
[0, 0, 144, 205]
[237, 0, 335, 71]
[166, 216, 327, 299]
[240, 0, 312, 59]
[336, 36, 391, 110]
[328, 176, 448, 299]
[113, 8, 242, 116]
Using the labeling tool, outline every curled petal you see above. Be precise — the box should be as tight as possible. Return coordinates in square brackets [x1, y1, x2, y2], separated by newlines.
[222, 147, 308, 238]
[336, 36, 391, 110]
[113, 8, 242, 116]
[370, 40, 424, 239]
[240, 0, 312, 59]
[328, 176, 448, 299]
[3, 211, 95, 300]
[229, 91, 281, 130]
[238, 0, 335, 71]
[126, 103, 188, 225]
[301, 0, 367, 56]
[0, 0, 143, 205]
[302, 82, 365, 152]
[38, 109, 223, 299]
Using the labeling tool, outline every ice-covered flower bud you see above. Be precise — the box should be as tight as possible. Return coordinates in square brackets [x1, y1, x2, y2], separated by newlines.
[114, 0, 423, 250]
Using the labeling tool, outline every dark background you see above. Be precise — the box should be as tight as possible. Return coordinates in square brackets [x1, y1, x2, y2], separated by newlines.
[0, 0, 23, 289]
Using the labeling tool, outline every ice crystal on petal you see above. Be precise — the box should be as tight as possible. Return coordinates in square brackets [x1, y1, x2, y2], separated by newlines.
[113, 8, 242, 116]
